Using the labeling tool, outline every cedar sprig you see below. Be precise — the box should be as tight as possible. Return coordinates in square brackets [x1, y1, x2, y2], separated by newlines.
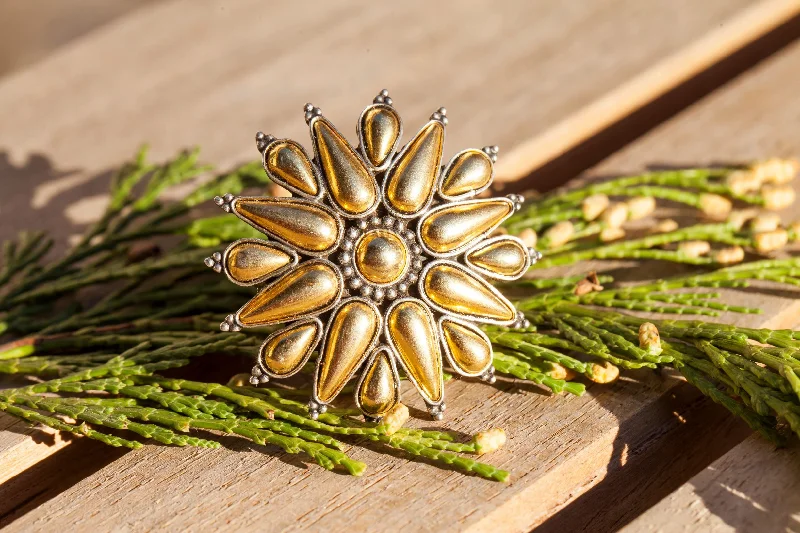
[1, 148, 799, 482]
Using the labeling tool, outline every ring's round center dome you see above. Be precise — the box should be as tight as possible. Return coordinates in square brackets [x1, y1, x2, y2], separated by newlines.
[354, 229, 409, 285]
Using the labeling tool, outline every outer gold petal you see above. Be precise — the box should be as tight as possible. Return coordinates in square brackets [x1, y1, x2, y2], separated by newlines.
[438, 149, 493, 200]
[236, 260, 342, 327]
[262, 139, 320, 197]
[358, 104, 401, 169]
[420, 260, 516, 325]
[311, 116, 378, 217]
[439, 317, 492, 377]
[232, 197, 342, 256]
[315, 298, 381, 404]
[383, 120, 444, 217]
[464, 235, 531, 280]
[418, 198, 514, 257]
[222, 238, 297, 286]
[258, 318, 322, 378]
[385, 298, 443, 404]
[356, 347, 400, 417]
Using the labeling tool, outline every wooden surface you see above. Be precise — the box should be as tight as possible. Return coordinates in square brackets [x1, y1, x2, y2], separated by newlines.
[1, 1, 800, 531]
[0, 0, 768, 247]
[0, 0, 155, 77]
[621, 436, 800, 533]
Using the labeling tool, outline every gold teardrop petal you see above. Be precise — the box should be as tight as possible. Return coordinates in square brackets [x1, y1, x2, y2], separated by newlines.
[384, 121, 444, 216]
[419, 199, 513, 255]
[233, 197, 340, 254]
[466, 237, 529, 279]
[224, 239, 296, 286]
[316, 299, 381, 404]
[311, 117, 377, 216]
[441, 319, 492, 376]
[422, 262, 516, 323]
[264, 140, 319, 196]
[259, 320, 321, 377]
[237, 261, 342, 326]
[440, 149, 493, 198]
[359, 105, 401, 167]
[357, 349, 399, 416]
[386, 299, 443, 403]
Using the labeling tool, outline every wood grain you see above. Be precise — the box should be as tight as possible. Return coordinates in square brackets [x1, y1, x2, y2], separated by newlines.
[0, 0, 155, 76]
[0, 0, 764, 249]
[2, 1, 800, 531]
[494, 0, 800, 182]
[0, 415, 67, 485]
[0, 0, 772, 488]
[535, 36, 800, 533]
[5, 12, 800, 533]
[620, 436, 800, 533]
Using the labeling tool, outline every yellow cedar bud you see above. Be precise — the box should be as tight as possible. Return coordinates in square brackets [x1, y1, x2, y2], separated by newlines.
[727, 208, 759, 231]
[754, 229, 788, 253]
[677, 240, 711, 258]
[518, 228, 538, 248]
[268, 183, 293, 198]
[726, 170, 761, 196]
[699, 193, 732, 221]
[750, 212, 781, 233]
[492, 226, 509, 236]
[625, 196, 656, 220]
[587, 362, 619, 383]
[548, 363, 576, 381]
[574, 271, 604, 296]
[751, 158, 799, 185]
[581, 193, 610, 221]
[543, 221, 574, 248]
[650, 219, 679, 234]
[381, 402, 409, 436]
[601, 202, 628, 229]
[474, 428, 506, 455]
[599, 227, 626, 242]
[713, 246, 745, 265]
[226, 373, 253, 387]
[638, 322, 662, 356]
[761, 184, 795, 211]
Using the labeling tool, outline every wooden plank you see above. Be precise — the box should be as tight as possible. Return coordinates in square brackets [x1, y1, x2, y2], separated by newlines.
[0, 1, 155, 76]
[494, 0, 800, 182]
[0, 415, 68, 486]
[6, 27, 800, 533]
[0, 0, 776, 249]
[0, 0, 773, 485]
[620, 436, 800, 533]
[0, 1, 796, 529]
[532, 37, 800, 533]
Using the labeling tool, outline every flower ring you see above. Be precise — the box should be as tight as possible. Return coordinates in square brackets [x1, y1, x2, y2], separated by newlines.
[208, 90, 540, 420]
